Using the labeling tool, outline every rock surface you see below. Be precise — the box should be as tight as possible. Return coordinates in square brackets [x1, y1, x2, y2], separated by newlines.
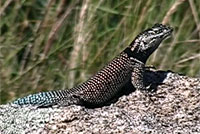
[0, 69, 200, 134]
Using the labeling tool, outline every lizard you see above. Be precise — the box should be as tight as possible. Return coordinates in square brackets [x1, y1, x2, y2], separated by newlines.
[12, 23, 173, 108]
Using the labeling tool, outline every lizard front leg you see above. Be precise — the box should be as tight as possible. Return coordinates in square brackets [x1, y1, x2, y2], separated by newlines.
[131, 59, 146, 90]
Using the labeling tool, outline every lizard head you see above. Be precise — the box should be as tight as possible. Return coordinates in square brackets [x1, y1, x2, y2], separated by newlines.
[127, 23, 173, 63]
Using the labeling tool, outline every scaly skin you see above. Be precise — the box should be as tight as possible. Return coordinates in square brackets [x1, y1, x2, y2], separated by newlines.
[12, 24, 173, 107]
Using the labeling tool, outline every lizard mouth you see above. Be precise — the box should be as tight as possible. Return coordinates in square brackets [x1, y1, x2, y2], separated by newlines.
[163, 31, 172, 39]
[152, 23, 173, 39]
[161, 25, 173, 39]
[166, 28, 173, 35]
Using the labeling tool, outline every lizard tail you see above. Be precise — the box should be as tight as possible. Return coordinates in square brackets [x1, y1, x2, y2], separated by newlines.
[12, 90, 68, 107]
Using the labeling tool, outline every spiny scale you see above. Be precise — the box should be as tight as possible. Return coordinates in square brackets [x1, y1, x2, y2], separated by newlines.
[12, 24, 173, 107]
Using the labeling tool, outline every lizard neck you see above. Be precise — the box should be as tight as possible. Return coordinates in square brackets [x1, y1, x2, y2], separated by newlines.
[123, 47, 147, 64]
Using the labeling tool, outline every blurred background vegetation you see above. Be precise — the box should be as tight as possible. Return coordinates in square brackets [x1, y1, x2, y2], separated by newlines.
[0, 0, 199, 104]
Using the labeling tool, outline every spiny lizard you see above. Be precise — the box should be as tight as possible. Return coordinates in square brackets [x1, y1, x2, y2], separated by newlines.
[12, 24, 173, 107]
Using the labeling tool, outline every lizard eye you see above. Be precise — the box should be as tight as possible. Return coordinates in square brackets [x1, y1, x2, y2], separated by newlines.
[148, 30, 155, 34]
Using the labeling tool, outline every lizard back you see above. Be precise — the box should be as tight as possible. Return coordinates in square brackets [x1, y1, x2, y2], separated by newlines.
[71, 52, 134, 106]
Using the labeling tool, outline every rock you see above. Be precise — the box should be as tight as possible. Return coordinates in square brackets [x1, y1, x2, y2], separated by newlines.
[0, 69, 200, 134]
